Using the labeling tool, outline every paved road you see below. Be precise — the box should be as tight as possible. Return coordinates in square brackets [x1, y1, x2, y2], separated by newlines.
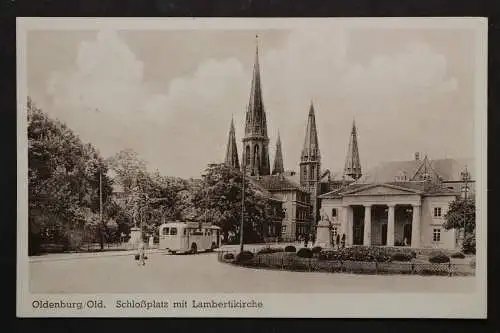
[29, 248, 475, 294]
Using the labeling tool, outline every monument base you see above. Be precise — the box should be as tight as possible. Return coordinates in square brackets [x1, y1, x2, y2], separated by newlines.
[128, 227, 142, 246]
[315, 219, 333, 249]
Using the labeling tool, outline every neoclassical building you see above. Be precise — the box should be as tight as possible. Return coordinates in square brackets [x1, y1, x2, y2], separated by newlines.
[318, 156, 474, 249]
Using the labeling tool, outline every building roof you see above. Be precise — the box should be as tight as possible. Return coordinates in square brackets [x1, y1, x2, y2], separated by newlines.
[251, 174, 309, 193]
[356, 157, 474, 184]
[318, 180, 458, 199]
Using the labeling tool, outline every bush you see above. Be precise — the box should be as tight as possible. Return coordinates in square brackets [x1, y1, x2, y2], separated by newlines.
[284, 245, 296, 253]
[312, 246, 322, 254]
[223, 253, 234, 260]
[450, 252, 465, 259]
[462, 233, 476, 254]
[235, 251, 254, 262]
[297, 248, 313, 258]
[390, 252, 413, 262]
[258, 247, 284, 255]
[428, 251, 450, 263]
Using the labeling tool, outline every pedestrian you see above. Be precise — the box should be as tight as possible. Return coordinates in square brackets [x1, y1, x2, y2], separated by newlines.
[304, 233, 309, 248]
[136, 240, 146, 266]
[336, 234, 340, 250]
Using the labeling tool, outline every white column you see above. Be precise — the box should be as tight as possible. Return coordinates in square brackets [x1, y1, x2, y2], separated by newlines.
[341, 205, 349, 240]
[387, 204, 395, 247]
[347, 206, 353, 246]
[363, 205, 372, 246]
[411, 204, 421, 248]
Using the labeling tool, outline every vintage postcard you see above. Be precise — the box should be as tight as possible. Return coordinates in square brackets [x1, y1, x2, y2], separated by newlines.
[17, 17, 487, 318]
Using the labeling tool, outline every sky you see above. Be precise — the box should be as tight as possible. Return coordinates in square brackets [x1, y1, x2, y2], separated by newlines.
[26, 25, 476, 179]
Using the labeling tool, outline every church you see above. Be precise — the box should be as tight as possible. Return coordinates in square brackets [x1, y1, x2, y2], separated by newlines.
[223, 37, 474, 249]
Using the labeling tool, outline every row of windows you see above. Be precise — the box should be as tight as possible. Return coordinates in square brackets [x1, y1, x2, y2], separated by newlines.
[161, 227, 214, 236]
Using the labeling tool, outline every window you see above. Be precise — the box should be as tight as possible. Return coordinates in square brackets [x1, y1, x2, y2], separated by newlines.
[331, 209, 337, 218]
[433, 207, 442, 217]
[170, 227, 178, 236]
[162, 228, 169, 236]
[432, 228, 441, 242]
[282, 225, 287, 233]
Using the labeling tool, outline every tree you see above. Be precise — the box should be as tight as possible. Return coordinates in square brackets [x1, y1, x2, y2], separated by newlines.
[193, 163, 284, 243]
[28, 97, 113, 254]
[443, 197, 476, 254]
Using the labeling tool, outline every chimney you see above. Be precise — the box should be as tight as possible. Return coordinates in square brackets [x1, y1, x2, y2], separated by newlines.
[415, 152, 420, 161]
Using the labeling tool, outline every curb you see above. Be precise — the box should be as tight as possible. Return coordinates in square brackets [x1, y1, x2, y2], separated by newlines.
[29, 249, 164, 263]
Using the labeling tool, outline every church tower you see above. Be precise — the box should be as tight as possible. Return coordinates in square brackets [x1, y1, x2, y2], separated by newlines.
[344, 119, 362, 180]
[272, 131, 284, 175]
[300, 101, 321, 227]
[241, 35, 270, 176]
[224, 117, 240, 171]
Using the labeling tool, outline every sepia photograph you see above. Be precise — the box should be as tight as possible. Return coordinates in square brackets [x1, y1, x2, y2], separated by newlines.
[17, 17, 487, 318]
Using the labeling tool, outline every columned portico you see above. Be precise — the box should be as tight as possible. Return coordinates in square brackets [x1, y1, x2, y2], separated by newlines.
[363, 205, 372, 246]
[411, 204, 421, 248]
[387, 204, 395, 247]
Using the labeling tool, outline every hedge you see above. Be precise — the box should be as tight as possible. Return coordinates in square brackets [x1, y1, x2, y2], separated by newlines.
[450, 252, 465, 259]
[284, 245, 296, 253]
[429, 251, 450, 263]
[390, 252, 413, 262]
[318, 246, 417, 262]
[223, 253, 234, 260]
[258, 247, 284, 255]
[235, 251, 254, 262]
[297, 248, 313, 258]
[311, 246, 322, 254]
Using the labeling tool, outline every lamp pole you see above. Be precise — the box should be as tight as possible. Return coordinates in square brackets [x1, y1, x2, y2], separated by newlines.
[240, 163, 245, 253]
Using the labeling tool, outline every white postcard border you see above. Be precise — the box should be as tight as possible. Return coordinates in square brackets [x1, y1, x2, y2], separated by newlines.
[16, 17, 488, 318]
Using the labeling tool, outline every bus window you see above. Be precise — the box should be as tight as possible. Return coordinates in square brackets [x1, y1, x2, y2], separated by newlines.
[162, 228, 169, 236]
[183, 228, 187, 236]
[170, 228, 178, 236]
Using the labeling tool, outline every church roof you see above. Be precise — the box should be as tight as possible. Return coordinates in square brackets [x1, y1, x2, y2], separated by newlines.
[244, 35, 268, 139]
[356, 157, 474, 183]
[343, 119, 362, 180]
[272, 131, 284, 175]
[252, 174, 309, 193]
[300, 101, 320, 162]
[224, 117, 240, 171]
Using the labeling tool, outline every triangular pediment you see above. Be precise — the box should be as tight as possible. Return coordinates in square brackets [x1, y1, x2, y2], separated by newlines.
[341, 183, 422, 196]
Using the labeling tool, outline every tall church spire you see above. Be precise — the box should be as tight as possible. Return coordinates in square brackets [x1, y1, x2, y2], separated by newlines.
[242, 35, 270, 176]
[300, 101, 321, 163]
[272, 131, 284, 175]
[344, 119, 362, 180]
[299, 101, 322, 229]
[225, 117, 240, 171]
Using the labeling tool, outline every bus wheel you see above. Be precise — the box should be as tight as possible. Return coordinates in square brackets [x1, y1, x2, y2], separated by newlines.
[190, 243, 197, 254]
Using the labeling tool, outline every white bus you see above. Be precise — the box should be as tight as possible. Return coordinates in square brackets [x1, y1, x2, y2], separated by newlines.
[158, 222, 221, 254]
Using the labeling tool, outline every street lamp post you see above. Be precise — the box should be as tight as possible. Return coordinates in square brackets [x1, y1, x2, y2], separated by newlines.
[240, 163, 246, 253]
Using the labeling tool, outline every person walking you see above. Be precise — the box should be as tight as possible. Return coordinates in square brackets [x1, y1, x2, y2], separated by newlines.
[136, 240, 146, 266]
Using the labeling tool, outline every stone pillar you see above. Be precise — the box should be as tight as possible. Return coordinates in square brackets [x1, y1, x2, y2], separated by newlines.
[387, 204, 395, 247]
[411, 204, 421, 248]
[315, 218, 332, 248]
[347, 207, 353, 246]
[363, 205, 372, 246]
[128, 227, 142, 247]
[341, 206, 349, 246]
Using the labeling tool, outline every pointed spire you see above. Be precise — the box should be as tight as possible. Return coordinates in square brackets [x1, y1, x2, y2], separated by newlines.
[244, 34, 268, 138]
[301, 101, 320, 162]
[225, 117, 240, 171]
[272, 131, 284, 175]
[344, 119, 362, 180]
